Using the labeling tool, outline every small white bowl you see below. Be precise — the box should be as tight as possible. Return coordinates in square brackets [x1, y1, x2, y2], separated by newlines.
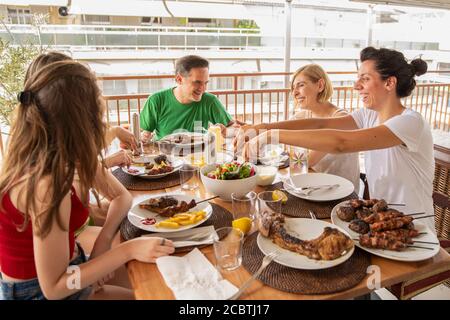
[256, 166, 277, 186]
[200, 164, 258, 201]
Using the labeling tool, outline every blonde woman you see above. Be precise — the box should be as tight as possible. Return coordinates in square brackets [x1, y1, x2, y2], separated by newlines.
[290, 64, 360, 192]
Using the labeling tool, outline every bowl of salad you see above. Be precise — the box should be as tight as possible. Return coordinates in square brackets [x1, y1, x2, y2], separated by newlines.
[200, 162, 258, 201]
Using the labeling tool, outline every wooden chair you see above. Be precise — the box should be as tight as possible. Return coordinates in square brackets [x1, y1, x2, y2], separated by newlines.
[388, 144, 450, 299]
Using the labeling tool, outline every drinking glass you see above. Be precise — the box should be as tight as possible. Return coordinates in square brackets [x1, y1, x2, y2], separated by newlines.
[256, 191, 282, 223]
[213, 227, 244, 271]
[179, 164, 200, 190]
[231, 191, 257, 220]
[288, 146, 308, 176]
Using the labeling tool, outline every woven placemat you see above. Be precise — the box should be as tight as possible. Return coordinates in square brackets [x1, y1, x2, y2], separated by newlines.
[119, 203, 233, 253]
[242, 232, 370, 295]
[265, 182, 358, 219]
[112, 168, 191, 191]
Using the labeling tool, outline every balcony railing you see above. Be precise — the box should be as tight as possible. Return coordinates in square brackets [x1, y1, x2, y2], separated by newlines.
[99, 71, 450, 132]
[0, 24, 262, 51]
[1, 72, 449, 157]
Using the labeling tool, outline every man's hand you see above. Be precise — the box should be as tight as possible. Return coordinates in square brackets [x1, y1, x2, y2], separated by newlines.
[140, 130, 153, 145]
[242, 130, 278, 162]
[232, 124, 262, 155]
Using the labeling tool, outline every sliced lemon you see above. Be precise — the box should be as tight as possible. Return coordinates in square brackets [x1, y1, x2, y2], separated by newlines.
[272, 190, 288, 204]
[232, 217, 252, 235]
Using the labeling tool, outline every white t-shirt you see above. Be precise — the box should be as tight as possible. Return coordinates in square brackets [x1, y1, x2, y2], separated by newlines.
[293, 109, 360, 192]
[351, 108, 435, 231]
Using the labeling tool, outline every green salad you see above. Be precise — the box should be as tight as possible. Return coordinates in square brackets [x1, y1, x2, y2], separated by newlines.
[206, 162, 255, 180]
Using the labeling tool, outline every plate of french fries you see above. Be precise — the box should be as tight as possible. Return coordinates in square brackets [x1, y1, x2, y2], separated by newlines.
[127, 194, 213, 232]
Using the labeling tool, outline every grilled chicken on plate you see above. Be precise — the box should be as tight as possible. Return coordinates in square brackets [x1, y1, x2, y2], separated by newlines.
[258, 210, 353, 261]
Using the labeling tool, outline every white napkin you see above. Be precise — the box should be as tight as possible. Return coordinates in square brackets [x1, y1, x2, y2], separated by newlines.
[156, 248, 238, 300]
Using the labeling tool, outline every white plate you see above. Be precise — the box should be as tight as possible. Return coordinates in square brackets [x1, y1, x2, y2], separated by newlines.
[122, 155, 183, 180]
[128, 194, 213, 232]
[330, 200, 440, 262]
[256, 218, 355, 270]
[160, 132, 206, 147]
[283, 173, 354, 202]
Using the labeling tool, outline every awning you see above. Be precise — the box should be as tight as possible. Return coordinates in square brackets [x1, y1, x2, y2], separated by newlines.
[68, 0, 255, 19]
[69, 0, 168, 17]
[0, 0, 67, 5]
[86, 60, 174, 76]
[350, 0, 450, 10]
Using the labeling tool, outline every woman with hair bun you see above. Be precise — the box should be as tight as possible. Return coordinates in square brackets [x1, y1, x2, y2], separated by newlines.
[237, 47, 435, 230]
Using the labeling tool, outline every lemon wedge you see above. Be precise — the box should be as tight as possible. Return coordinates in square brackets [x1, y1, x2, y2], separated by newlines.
[232, 217, 252, 235]
[272, 190, 288, 204]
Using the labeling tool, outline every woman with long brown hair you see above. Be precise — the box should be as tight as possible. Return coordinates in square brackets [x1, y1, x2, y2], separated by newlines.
[22, 51, 137, 228]
[0, 59, 174, 300]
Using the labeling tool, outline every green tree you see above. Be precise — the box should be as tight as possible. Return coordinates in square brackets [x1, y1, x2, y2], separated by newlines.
[0, 14, 47, 126]
[0, 38, 40, 126]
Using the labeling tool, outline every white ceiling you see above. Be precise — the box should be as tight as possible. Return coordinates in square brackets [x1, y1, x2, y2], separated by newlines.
[350, 0, 450, 10]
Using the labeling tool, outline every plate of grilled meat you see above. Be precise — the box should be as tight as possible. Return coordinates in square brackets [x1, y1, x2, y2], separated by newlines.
[128, 194, 213, 232]
[331, 198, 440, 262]
[123, 154, 183, 179]
[256, 210, 355, 269]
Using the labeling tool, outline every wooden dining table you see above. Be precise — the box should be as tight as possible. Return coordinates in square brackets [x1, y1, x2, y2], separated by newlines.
[124, 167, 450, 300]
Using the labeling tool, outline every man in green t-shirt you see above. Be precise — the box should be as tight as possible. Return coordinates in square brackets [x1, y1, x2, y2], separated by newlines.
[140, 55, 236, 141]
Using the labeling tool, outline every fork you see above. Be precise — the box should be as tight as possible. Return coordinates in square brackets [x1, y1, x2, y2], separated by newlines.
[308, 210, 317, 220]
[285, 182, 340, 196]
[228, 251, 279, 300]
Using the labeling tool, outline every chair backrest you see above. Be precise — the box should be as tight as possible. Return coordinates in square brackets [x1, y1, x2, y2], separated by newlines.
[433, 144, 450, 240]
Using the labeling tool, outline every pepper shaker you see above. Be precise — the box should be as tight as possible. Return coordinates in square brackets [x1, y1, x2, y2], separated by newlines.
[131, 113, 143, 155]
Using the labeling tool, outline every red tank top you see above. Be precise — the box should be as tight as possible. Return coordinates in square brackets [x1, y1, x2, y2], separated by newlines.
[0, 187, 89, 279]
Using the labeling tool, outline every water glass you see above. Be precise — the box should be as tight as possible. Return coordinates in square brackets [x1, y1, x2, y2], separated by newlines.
[288, 146, 308, 176]
[213, 227, 244, 271]
[257, 191, 282, 220]
[231, 191, 257, 220]
[179, 164, 200, 190]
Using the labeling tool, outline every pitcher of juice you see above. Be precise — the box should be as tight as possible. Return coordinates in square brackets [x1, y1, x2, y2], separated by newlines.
[208, 124, 223, 154]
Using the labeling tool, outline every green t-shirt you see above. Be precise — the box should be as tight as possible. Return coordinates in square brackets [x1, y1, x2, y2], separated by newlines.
[140, 88, 233, 140]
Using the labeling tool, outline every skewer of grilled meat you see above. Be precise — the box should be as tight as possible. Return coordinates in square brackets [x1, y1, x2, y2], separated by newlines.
[358, 234, 408, 251]
[369, 228, 420, 239]
[259, 210, 354, 260]
[368, 232, 416, 244]
[362, 209, 404, 224]
[369, 216, 414, 232]
[139, 196, 197, 217]
[348, 199, 389, 211]
[372, 199, 388, 212]
[349, 199, 381, 209]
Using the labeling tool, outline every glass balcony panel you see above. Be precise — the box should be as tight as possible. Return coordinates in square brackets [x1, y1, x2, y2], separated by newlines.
[136, 35, 159, 46]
